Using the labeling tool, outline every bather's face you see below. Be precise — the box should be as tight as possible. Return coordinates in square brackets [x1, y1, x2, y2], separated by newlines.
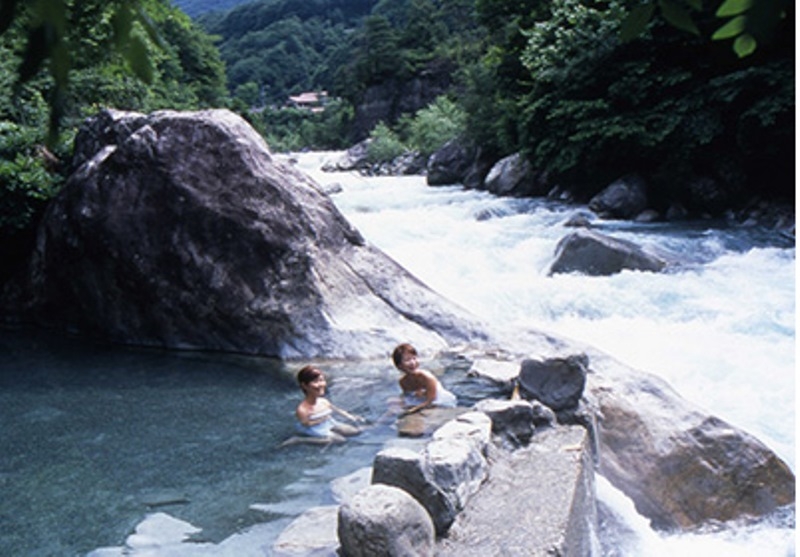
[399, 354, 419, 373]
[303, 374, 327, 396]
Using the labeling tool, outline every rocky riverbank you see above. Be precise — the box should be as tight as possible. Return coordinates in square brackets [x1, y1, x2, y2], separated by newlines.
[323, 138, 796, 235]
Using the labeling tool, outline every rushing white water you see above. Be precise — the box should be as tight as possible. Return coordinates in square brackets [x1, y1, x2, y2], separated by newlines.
[294, 152, 796, 556]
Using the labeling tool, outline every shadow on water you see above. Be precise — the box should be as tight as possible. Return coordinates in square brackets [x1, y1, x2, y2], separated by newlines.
[0, 328, 438, 556]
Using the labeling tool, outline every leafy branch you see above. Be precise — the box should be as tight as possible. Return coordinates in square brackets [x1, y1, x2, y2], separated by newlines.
[0, 0, 160, 144]
[620, 0, 791, 57]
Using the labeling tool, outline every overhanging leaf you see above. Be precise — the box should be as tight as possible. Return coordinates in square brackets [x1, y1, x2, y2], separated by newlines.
[659, 0, 701, 35]
[733, 32, 757, 56]
[716, 0, 753, 17]
[125, 34, 153, 84]
[620, 3, 656, 42]
[712, 15, 746, 39]
[111, 4, 133, 48]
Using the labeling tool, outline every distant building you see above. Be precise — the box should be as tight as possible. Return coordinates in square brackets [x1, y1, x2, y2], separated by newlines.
[287, 91, 329, 113]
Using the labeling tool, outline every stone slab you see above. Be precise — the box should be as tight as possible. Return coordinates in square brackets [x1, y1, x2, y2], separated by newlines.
[397, 406, 468, 437]
[435, 426, 596, 556]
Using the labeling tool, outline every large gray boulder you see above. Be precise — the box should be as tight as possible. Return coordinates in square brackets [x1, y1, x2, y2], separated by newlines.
[466, 351, 795, 531]
[548, 229, 667, 276]
[518, 354, 588, 411]
[0, 109, 493, 359]
[586, 350, 796, 530]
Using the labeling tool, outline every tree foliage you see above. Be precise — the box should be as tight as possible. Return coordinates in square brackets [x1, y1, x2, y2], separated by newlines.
[456, 0, 794, 208]
[0, 0, 228, 278]
[510, 0, 794, 204]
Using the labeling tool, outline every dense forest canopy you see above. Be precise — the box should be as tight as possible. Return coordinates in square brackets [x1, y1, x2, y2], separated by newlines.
[0, 0, 794, 285]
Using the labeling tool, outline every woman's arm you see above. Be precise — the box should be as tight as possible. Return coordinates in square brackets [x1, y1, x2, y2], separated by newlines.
[401, 372, 438, 415]
[330, 403, 365, 423]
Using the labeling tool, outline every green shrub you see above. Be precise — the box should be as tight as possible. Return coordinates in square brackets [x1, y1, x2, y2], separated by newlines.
[0, 122, 62, 232]
[402, 96, 466, 156]
[366, 121, 408, 163]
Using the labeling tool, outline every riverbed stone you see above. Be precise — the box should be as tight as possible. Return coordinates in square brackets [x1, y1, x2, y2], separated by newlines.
[338, 484, 435, 557]
[426, 138, 475, 186]
[466, 358, 519, 388]
[483, 152, 548, 197]
[330, 467, 373, 503]
[473, 398, 536, 447]
[397, 406, 467, 438]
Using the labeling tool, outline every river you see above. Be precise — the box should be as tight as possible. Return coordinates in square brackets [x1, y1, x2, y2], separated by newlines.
[0, 151, 793, 556]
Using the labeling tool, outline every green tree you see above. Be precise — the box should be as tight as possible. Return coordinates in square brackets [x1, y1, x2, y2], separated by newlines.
[515, 0, 794, 205]
[355, 15, 402, 85]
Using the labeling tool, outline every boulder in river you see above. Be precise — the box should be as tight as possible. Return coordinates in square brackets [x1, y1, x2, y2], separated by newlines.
[588, 175, 649, 219]
[548, 229, 667, 276]
[0, 109, 493, 359]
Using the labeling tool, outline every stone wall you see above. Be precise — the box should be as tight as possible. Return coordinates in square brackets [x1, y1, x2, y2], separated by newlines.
[274, 402, 598, 556]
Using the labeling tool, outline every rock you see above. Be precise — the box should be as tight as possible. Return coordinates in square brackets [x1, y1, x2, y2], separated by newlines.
[437, 426, 596, 557]
[466, 358, 520, 389]
[518, 354, 588, 411]
[350, 58, 455, 139]
[588, 175, 649, 219]
[0, 108, 494, 358]
[473, 399, 535, 447]
[634, 209, 660, 223]
[463, 349, 794, 530]
[397, 406, 467, 438]
[426, 139, 475, 185]
[548, 229, 667, 276]
[372, 412, 492, 535]
[337, 484, 435, 557]
[530, 399, 558, 428]
[666, 202, 690, 221]
[586, 350, 796, 530]
[484, 153, 548, 197]
[321, 139, 370, 172]
[687, 175, 729, 215]
[563, 210, 596, 228]
[273, 506, 340, 557]
[387, 150, 427, 175]
[462, 148, 496, 191]
[330, 467, 373, 503]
